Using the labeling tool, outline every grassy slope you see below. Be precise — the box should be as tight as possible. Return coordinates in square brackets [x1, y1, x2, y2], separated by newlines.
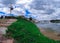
[7, 18, 60, 43]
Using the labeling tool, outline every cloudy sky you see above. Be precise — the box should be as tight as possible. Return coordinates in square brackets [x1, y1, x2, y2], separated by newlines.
[0, 0, 60, 20]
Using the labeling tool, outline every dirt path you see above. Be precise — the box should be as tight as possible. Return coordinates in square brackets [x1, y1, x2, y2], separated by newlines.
[0, 19, 17, 34]
[40, 28, 60, 40]
[0, 19, 17, 27]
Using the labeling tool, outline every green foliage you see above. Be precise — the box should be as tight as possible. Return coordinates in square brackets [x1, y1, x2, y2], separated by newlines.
[6, 18, 60, 43]
[50, 20, 60, 23]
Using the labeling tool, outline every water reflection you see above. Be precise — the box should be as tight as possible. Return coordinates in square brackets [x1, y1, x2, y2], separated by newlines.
[36, 21, 60, 34]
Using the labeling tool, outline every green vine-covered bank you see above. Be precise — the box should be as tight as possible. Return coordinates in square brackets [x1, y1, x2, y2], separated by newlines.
[6, 17, 60, 43]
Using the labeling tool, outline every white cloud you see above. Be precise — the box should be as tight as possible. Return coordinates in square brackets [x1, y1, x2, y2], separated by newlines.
[16, 0, 32, 4]
[0, 0, 60, 20]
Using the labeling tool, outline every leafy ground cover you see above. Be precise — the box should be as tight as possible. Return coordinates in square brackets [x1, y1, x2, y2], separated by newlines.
[6, 17, 60, 43]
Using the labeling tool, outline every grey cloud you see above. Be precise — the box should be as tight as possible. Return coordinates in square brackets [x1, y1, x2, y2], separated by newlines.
[30, 0, 60, 10]
[1, 0, 16, 5]
[45, 9, 55, 15]
[30, 0, 47, 10]
[29, 0, 54, 10]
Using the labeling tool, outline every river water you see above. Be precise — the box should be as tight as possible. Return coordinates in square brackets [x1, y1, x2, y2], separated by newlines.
[36, 21, 60, 34]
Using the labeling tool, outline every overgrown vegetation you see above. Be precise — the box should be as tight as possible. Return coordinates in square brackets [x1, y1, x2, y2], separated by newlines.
[6, 17, 60, 43]
[50, 20, 60, 23]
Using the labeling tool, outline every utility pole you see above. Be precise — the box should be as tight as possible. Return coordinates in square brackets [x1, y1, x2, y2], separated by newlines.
[10, 4, 14, 15]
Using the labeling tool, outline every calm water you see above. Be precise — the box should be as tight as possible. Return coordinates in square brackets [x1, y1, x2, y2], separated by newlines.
[36, 21, 60, 34]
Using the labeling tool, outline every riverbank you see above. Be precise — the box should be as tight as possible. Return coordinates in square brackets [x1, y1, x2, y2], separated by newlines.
[39, 28, 60, 40]
[35, 21, 60, 40]
[0, 18, 60, 43]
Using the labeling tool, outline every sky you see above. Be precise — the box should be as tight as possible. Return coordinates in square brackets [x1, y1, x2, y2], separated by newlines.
[0, 0, 60, 20]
